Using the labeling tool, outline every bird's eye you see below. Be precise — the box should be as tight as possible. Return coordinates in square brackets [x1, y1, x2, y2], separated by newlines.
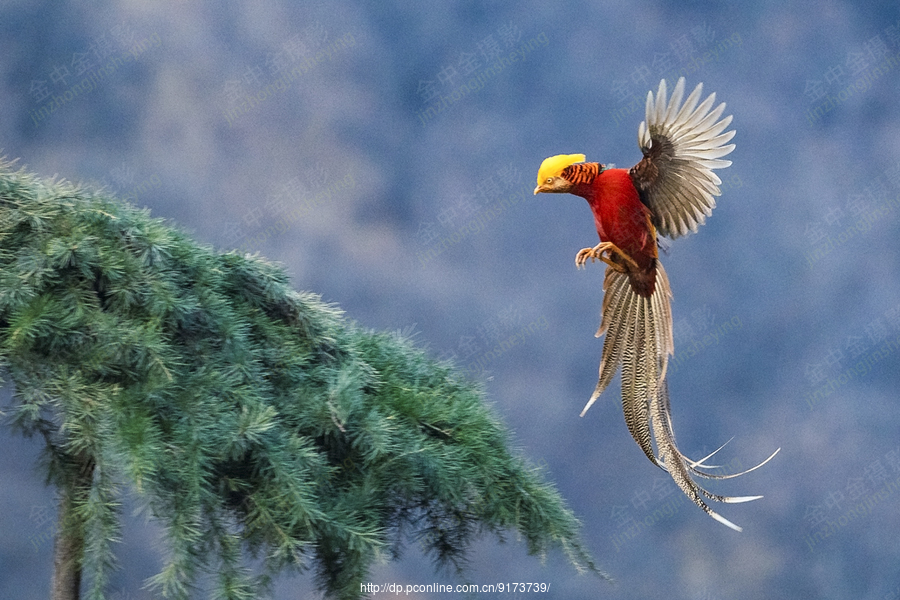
[545, 178, 553, 184]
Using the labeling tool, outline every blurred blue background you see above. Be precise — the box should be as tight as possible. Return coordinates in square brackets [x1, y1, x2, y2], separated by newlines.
[2, 1, 899, 598]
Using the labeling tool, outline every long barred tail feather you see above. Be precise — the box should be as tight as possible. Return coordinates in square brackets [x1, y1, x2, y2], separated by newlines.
[581, 262, 673, 466]
[650, 381, 780, 532]
[581, 260, 779, 531]
[581, 262, 673, 421]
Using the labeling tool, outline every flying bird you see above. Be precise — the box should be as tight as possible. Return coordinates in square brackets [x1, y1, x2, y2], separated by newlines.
[534, 78, 778, 531]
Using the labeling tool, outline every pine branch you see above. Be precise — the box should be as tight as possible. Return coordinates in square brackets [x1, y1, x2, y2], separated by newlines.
[0, 159, 606, 599]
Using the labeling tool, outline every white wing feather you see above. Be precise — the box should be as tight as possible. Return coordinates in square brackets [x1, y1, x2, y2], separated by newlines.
[633, 78, 736, 239]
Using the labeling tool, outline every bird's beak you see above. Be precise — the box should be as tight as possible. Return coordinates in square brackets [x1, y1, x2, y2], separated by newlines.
[533, 185, 542, 195]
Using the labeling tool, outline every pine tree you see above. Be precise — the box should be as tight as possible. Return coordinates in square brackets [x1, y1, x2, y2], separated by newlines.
[0, 159, 604, 600]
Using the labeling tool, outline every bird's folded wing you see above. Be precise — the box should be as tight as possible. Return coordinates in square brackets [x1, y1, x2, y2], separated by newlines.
[629, 77, 736, 239]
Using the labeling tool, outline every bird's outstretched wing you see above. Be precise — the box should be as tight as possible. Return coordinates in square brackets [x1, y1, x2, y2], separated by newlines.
[629, 77, 736, 239]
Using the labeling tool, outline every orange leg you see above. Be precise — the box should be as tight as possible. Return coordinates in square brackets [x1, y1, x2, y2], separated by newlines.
[575, 242, 640, 272]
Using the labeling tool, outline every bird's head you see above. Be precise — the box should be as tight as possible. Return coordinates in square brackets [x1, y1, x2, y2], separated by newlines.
[533, 153, 586, 195]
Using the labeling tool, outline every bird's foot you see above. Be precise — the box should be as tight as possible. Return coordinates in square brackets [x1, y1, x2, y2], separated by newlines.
[575, 242, 612, 269]
[575, 242, 638, 272]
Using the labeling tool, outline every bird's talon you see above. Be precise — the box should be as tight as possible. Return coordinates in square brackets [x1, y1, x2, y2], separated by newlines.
[576, 242, 627, 271]
[575, 247, 596, 269]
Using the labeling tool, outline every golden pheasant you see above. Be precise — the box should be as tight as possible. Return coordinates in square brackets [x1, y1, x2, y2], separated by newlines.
[534, 78, 778, 531]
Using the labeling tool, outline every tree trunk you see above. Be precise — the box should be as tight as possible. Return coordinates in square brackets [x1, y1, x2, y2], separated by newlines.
[51, 456, 95, 600]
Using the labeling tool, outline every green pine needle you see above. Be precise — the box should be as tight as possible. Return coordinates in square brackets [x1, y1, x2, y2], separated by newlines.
[0, 159, 606, 599]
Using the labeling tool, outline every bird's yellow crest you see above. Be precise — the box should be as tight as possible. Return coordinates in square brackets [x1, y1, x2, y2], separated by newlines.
[536, 154, 586, 186]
